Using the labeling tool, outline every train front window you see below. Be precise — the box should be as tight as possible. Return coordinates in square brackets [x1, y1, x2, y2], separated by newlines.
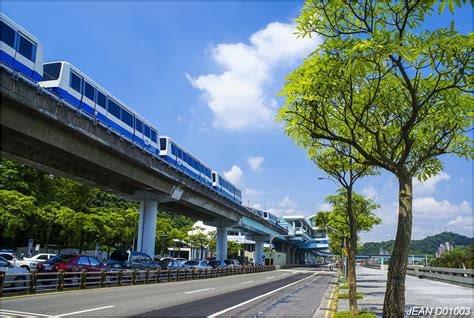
[159, 138, 167, 150]
[0, 21, 15, 48]
[42, 63, 61, 81]
[70, 72, 82, 93]
[18, 34, 35, 61]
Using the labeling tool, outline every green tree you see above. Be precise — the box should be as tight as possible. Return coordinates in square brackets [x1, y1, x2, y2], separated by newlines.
[279, 2, 472, 316]
[0, 190, 38, 241]
[431, 245, 474, 269]
[315, 146, 377, 315]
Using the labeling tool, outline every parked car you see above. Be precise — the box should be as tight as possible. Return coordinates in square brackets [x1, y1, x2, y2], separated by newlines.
[106, 250, 160, 270]
[183, 260, 212, 269]
[208, 260, 228, 269]
[0, 256, 29, 290]
[23, 253, 57, 263]
[37, 255, 110, 272]
[160, 258, 186, 270]
[224, 259, 241, 267]
[0, 253, 37, 272]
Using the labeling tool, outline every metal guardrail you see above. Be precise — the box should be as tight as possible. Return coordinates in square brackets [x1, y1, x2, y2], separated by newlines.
[0, 265, 276, 297]
[406, 265, 474, 287]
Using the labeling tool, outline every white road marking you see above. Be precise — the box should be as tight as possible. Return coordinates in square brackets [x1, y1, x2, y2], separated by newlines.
[0, 309, 50, 317]
[241, 280, 254, 284]
[281, 273, 288, 276]
[184, 288, 214, 294]
[207, 273, 318, 318]
[265, 276, 275, 279]
[55, 305, 115, 317]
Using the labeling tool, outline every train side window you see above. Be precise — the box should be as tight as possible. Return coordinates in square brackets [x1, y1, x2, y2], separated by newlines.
[144, 125, 151, 138]
[0, 21, 15, 48]
[97, 91, 106, 109]
[171, 144, 177, 156]
[18, 34, 36, 62]
[122, 109, 134, 128]
[150, 130, 157, 143]
[70, 72, 82, 93]
[135, 119, 143, 133]
[84, 81, 95, 101]
[108, 99, 121, 120]
[177, 148, 182, 159]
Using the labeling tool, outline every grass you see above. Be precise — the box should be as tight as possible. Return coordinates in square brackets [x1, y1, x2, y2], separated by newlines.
[335, 311, 376, 318]
[339, 284, 349, 289]
[338, 292, 364, 299]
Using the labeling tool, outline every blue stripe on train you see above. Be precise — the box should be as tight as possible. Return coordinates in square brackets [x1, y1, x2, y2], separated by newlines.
[0, 50, 41, 82]
[162, 155, 213, 189]
[50, 86, 158, 155]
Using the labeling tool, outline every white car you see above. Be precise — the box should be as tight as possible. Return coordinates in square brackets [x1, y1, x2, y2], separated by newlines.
[0, 253, 37, 272]
[23, 253, 56, 263]
[0, 256, 29, 290]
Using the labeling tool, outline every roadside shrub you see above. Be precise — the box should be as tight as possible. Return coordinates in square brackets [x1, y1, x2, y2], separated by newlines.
[335, 311, 376, 318]
[338, 292, 364, 299]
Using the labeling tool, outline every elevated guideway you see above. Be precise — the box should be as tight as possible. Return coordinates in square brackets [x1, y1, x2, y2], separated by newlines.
[0, 68, 286, 259]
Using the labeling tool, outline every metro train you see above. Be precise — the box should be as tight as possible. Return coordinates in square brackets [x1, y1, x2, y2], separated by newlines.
[0, 13, 43, 81]
[0, 13, 246, 206]
[40, 61, 160, 155]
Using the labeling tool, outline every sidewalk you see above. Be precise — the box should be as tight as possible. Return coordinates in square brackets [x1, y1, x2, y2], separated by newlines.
[337, 267, 473, 317]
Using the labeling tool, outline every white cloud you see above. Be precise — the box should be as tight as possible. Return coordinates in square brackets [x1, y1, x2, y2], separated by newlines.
[413, 172, 450, 196]
[247, 156, 265, 171]
[316, 202, 333, 212]
[252, 203, 262, 210]
[279, 195, 298, 209]
[362, 186, 378, 200]
[223, 165, 243, 185]
[413, 197, 471, 219]
[187, 21, 320, 130]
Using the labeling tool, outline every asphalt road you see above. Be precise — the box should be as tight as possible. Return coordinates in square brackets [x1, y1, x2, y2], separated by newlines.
[0, 268, 336, 317]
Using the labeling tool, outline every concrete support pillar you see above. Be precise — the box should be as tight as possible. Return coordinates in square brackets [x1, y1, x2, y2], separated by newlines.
[137, 200, 158, 257]
[216, 226, 228, 261]
[255, 240, 264, 265]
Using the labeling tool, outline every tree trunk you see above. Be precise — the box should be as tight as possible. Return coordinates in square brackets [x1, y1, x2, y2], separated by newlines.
[347, 186, 358, 316]
[383, 174, 413, 318]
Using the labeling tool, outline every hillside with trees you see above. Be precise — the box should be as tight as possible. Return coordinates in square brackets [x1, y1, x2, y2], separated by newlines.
[359, 232, 473, 256]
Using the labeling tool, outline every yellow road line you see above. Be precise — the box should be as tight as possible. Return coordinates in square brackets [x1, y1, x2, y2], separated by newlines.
[324, 284, 336, 318]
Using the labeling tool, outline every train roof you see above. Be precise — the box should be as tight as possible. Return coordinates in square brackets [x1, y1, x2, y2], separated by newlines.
[43, 61, 158, 131]
[0, 13, 42, 46]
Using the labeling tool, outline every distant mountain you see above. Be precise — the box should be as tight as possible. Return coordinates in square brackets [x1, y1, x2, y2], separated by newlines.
[359, 232, 474, 255]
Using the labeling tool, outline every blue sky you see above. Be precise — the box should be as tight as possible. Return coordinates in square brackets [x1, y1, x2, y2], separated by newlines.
[4, 2, 472, 242]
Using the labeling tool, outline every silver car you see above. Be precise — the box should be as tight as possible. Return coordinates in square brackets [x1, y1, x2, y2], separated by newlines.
[183, 260, 212, 269]
[0, 256, 29, 291]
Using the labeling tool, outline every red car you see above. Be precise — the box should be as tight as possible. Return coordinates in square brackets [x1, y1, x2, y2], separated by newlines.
[37, 255, 110, 272]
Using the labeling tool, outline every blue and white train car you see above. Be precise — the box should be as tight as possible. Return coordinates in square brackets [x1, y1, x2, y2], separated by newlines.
[212, 172, 242, 205]
[263, 211, 279, 226]
[0, 13, 43, 81]
[39, 61, 159, 154]
[159, 137, 213, 187]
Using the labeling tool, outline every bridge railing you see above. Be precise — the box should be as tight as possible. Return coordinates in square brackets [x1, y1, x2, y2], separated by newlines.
[0, 265, 276, 297]
[406, 265, 474, 287]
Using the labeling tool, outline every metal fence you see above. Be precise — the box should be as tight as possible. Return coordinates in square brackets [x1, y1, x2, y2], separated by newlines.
[0, 265, 276, 297]
[406, 265, 474, 287]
